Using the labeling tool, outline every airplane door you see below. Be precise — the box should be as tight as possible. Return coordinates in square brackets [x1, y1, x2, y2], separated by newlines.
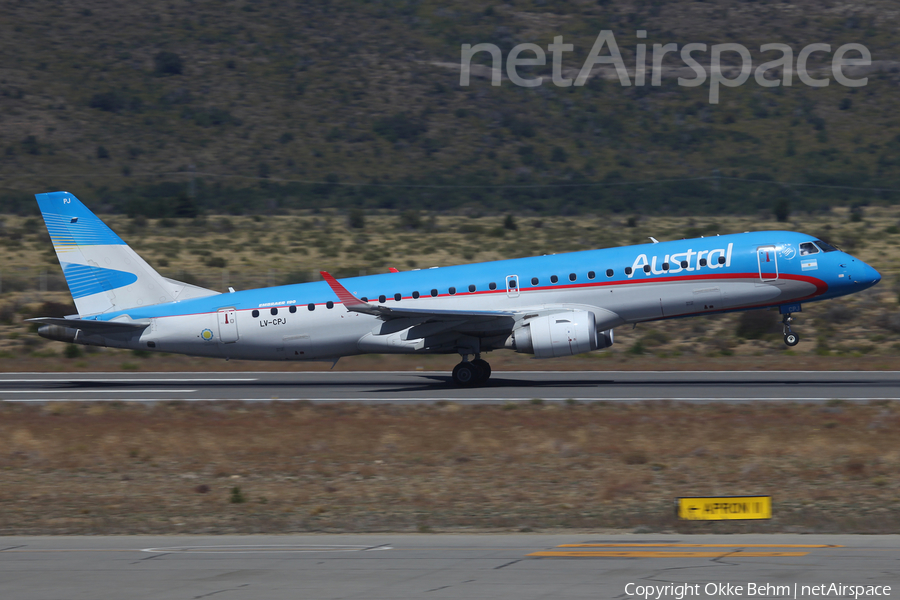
[506, 275, 520, 298]
[757, 246, 779, 282]
[217, 308, 239, 343]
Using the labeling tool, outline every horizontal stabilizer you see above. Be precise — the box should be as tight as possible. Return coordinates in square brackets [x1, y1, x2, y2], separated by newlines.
[27, 317, 150, 331]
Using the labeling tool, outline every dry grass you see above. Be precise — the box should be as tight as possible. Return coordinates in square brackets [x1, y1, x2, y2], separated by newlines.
[1, 401, 899, 534]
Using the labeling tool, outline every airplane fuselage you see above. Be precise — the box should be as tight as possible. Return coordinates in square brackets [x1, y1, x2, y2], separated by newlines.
[59, 230, 880, 361]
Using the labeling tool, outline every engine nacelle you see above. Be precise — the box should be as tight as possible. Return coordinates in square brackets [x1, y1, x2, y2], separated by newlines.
[507, 311, 614, 358]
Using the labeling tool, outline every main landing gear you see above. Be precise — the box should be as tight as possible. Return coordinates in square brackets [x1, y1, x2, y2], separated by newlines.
[452, 354, 492, 387]
[782, 314, 800, 347]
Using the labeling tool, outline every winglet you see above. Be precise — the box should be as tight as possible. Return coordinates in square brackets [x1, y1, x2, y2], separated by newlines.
[320, 271, 377, 313]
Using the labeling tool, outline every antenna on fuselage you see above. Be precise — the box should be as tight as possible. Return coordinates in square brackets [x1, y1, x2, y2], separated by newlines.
[649, 237, 659, 244]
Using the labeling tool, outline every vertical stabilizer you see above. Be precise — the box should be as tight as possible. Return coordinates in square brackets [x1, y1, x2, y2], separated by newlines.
[35, 191, 216, 316]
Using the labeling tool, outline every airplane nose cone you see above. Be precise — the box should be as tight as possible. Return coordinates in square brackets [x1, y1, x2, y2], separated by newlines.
[857, 262, 881, 288]
[869, 264, 882, 285]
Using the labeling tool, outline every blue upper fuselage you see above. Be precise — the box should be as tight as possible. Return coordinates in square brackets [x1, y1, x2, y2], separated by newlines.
[84, 230, 880, 322]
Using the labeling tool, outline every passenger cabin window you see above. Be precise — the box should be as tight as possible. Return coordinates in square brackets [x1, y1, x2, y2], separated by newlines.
[699, 258, 707, 267]
[643, 265, 651, 273]
[271, 308, 278, 316]
[717, 256, 726, 264]
[449, 287, 456, 295]
[431, 289, 438, 297]
[508, 280, 517, 288]
[531, 277, 539, 285]
[662, 262, 669, 271]
[289, 305, 297, 313]
[308, 303, 315, 311]
[624, 267, 633, 275]
[361, 297, 368, 302]
[326, 301, 334, 309]
[379, 295, 386, 303]
[814, 240, 839, 252]
[569, 273, 576, 281]
[588, 271, 595, 280]
[394, 293, 401, 302]
[606, 269, 614, 277]
[681, 260, 688, 268]
[252, 309, 259, 318]
[550, 275, 558, 283]
[800, 242, 819, 256]
[413, 291, 420, 299]
[489, 282, 497, 290]
[468, 284, 476, 292]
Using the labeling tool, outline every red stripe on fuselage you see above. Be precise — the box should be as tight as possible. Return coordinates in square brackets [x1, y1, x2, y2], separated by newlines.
[116, 271, 828, 322]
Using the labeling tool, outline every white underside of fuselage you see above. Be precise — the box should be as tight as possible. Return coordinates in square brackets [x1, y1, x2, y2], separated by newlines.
[108, 276, 816, 361]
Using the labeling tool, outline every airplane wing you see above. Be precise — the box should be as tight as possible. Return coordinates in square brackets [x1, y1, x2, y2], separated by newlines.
[320, 271, 517, 322]
[27, 317, 150, 332]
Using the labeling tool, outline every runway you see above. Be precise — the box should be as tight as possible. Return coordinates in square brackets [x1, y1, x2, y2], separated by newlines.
[1, 371, 900, 403]
[0, 534, 896, 600]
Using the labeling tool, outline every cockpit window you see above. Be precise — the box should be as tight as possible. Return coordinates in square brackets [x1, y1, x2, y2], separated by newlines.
[799, 242, 819, 256]
[814, 240, 839, 252]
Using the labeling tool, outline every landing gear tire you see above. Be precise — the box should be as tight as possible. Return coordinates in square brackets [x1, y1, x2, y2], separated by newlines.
[472, 358, 492, 382]
[452, 362, 478, 387]
[782, 313, 800, 347]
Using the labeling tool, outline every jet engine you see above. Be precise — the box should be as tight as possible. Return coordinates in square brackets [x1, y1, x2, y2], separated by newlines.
[506, 311, 614, 358]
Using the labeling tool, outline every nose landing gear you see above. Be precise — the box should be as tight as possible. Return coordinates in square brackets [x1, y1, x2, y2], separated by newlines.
[451, 354, 492, 387]
[782, 314, 799, 346]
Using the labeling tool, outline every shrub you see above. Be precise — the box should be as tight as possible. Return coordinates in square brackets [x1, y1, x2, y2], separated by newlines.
[372, 112, 427, 143]
[347, 208, 365, 229]
[154, 51, 184, 75]
[206, 256, 227, 268]
[503, 215, 517, 230]
[64, 344, 82, 359]
[773, 198, 790, 222]
[230, 486, 246, 503]
[21, 135, 40, 155]
[550, 146, 568, 162]
[89, 91, 142, 113]
[624, 451, 648, 465]
[181, 107, 238, 127]
[399, 210, 421, 230]
[736, 310, 776, 339]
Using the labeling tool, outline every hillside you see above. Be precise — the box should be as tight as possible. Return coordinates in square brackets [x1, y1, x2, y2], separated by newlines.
[1, 0, 899, 215]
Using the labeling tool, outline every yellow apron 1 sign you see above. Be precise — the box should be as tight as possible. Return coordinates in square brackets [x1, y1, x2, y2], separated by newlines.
[677, 496, 772, 520]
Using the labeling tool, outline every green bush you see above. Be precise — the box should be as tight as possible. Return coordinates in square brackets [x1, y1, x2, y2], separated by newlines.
[347, 208, 366, 229]
[736, 310, 776, 339]
[154, 51, 184, 75]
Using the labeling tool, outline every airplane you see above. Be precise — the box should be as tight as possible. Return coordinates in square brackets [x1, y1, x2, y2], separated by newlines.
[30, 191, 881, 386]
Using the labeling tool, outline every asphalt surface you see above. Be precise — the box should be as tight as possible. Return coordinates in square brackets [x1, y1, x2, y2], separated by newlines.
[1, 371, 900, 403]
[1, 534, 897, 600]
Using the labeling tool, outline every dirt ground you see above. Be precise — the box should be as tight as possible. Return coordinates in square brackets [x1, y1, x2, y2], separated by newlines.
[1, 401, 898, 535]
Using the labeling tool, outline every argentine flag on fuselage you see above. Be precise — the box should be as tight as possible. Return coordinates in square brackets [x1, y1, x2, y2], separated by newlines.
[36, 191, 216, 316]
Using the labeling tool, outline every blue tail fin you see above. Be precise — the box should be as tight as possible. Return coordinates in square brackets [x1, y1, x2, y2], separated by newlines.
[36, 191, 217, 316]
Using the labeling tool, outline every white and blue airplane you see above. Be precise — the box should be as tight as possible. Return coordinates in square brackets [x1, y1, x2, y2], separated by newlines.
[31, 191, 881, 385]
